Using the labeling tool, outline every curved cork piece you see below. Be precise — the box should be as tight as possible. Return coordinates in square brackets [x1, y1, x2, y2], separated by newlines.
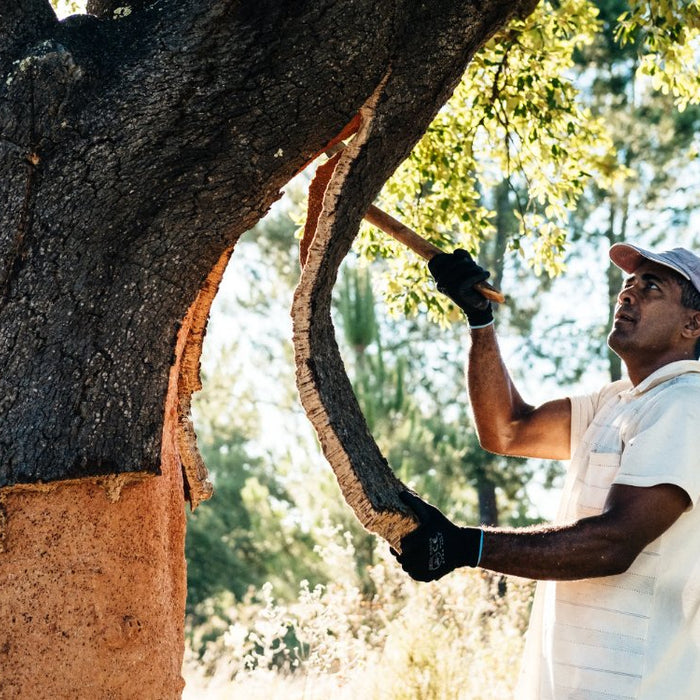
[168, 249, 235, 509]
[292, 82, 417, 551]
[299, 151, 342, 268]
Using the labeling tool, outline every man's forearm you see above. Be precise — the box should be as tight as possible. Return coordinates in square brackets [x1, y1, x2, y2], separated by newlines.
[467, 325, 572, 459]
[478, 516, 638, 581]
[467, 325, 532, 453]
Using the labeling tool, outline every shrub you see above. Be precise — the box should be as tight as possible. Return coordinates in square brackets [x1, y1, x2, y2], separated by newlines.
[183, 526, 533, 699]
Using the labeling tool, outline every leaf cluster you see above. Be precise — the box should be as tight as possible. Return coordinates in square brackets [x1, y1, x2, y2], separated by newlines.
[360, 0, 614, 322]
[616, 0, 700, 110]
[360, 0, 698, 324]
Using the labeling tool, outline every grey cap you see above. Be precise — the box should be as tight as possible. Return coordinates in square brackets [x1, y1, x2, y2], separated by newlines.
[609, 243, 700, 295]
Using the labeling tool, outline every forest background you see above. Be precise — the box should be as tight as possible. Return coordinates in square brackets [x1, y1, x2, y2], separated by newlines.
[52, 0, 700, 697]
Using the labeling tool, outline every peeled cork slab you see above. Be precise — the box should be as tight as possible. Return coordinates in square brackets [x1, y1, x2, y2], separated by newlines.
[292, 86, 417, 550]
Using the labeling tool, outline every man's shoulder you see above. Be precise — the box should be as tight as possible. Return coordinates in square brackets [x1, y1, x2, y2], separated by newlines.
[664, 371, 700, 398]
[637, 369, 700, 419]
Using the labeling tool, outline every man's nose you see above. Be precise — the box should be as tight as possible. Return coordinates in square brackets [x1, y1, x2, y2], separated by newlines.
[618, 285, 636, 305]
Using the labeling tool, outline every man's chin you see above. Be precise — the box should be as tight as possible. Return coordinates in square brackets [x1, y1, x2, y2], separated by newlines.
[607, 330, 625, 358]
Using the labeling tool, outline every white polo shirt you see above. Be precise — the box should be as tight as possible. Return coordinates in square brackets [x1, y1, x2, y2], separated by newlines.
[517, 360, 700, 699]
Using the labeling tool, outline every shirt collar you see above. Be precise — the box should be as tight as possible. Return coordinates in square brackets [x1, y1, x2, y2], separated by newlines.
[623, 360, 700, 397]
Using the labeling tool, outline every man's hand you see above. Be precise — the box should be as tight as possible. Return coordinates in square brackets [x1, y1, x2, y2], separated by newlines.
[428, 249, 494, 327]
[393, 491, 483, 582]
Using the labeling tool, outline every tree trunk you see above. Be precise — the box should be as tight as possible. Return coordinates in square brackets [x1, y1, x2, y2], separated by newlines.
[477, 479, 500, 527]
[0, 0, 539, 693]
[605, 201, 626, 382]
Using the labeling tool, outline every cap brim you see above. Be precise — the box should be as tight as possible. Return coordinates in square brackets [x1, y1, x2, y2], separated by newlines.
[609, 244, 646, 274]
[609, 243, 690, 280]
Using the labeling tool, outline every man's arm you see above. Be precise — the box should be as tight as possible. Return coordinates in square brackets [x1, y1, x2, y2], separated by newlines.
[481, 482, 690, 579]
[467, 324, 572, 460]
[396, 483, 690, 582]
[426, 250, 571, 459]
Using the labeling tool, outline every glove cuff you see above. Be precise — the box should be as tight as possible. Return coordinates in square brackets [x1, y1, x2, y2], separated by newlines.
[457, 527, 485, 568]
[469, 319, 495, 330]
[465, 304, 493, 328]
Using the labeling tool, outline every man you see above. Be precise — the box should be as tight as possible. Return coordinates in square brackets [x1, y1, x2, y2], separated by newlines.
[394, 243, 700, 699]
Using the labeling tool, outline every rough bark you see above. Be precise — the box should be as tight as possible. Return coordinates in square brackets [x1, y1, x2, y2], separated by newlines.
[0, 0, 539, 694]
[0, 0, 396, 487]
[290, 3, 539, 546]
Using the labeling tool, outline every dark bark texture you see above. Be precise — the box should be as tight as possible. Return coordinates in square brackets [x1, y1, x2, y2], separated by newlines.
[0, 0, 538, 489]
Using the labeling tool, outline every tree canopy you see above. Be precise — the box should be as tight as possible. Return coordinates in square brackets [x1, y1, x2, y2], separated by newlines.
[358, 0, 699, 321]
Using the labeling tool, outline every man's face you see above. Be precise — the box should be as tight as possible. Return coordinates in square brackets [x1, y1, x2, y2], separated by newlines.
[608, 260, 692, 375]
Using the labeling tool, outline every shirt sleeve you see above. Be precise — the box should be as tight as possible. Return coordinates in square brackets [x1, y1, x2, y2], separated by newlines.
[616, 383, 700, 507]
[569, 380, 630, 457]
[569, 393, 595, 458]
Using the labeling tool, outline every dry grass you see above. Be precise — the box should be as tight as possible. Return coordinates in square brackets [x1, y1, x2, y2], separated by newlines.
[183, 528, 533, 700]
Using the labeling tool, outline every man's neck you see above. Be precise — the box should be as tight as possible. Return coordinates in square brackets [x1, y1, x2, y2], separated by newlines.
[625, 351, 697, 386]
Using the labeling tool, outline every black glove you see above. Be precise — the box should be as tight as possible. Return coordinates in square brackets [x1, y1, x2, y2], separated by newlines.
[393, 491, 483, 582]
[427, 249, 494, 327]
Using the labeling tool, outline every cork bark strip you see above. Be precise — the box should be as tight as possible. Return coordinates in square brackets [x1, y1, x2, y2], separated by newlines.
[292, 82, 416, 550]
[299, 151, 342, 268]
[169, 250, 234, 509]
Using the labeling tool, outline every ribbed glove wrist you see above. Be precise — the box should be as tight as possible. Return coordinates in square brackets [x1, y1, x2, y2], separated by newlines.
[393, 491, 485, 582]
[428, 526, 483, 573]
[463, 304, 493, 329]
[456, 526, 484, 568]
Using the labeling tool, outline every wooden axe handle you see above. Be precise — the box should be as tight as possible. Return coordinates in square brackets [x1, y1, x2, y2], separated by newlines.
[321, 141, 505, 304]
[364, 205, 506, 304]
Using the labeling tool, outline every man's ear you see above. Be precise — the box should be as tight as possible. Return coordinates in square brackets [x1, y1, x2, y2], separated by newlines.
[681, 311, 700, 340]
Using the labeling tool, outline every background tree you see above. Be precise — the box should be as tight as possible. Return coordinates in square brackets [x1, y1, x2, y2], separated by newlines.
[573, 0, 700, 379]
[185, 349, 328, 654]
[184, 205, 335, 654]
